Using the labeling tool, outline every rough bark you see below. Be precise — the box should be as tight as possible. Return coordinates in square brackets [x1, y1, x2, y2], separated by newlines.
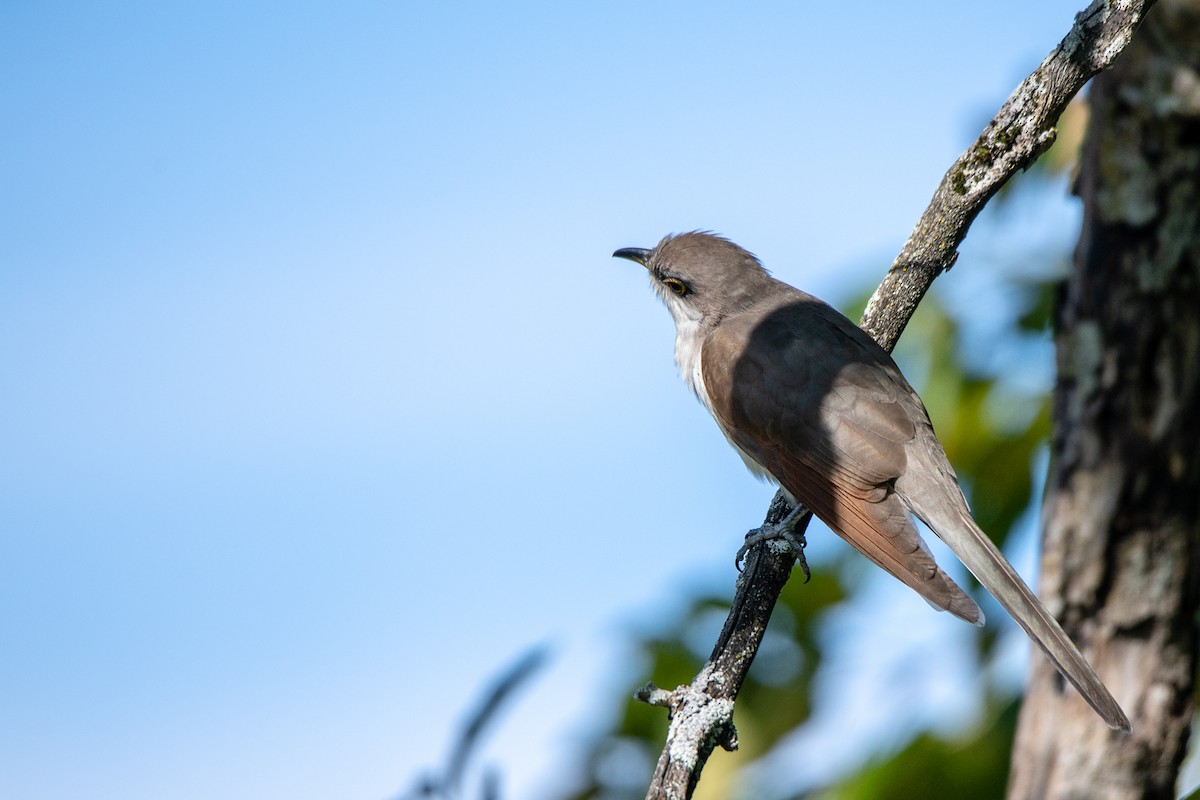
[1007, 3, 1200, 798]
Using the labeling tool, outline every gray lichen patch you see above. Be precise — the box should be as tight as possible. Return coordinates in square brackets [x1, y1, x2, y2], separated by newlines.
[665, 686, 736, 772]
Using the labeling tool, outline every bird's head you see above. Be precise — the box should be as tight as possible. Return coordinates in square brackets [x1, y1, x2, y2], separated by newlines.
[613, 231, 776, 329]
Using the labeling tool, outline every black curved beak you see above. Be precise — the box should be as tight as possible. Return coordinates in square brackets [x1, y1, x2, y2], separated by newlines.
[612, 247, 651, 267]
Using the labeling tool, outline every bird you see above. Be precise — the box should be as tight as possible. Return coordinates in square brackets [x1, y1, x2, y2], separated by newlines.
[613, 231, 1130, 732]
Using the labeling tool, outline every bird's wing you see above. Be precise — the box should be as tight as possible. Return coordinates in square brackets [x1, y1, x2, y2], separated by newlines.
[700, 292, 1129, 731]
[701, 294, 981, 624]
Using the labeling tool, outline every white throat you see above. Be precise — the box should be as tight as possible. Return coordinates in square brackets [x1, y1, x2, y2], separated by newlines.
[661, 294, 709, 408]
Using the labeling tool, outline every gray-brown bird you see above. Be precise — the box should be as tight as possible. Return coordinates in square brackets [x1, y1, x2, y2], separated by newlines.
[614, 231, 1130, 732]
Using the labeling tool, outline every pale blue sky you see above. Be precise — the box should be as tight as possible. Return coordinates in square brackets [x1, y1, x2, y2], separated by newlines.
[3, 3, 1090, 798]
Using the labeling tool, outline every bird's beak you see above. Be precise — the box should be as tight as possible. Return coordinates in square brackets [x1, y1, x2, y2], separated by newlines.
[613, 247, 651, 267]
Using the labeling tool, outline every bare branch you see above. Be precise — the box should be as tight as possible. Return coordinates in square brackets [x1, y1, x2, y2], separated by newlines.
[642, 2, 1157, 797]
[860, 0, 1157, 351]
[644, 495, 807, 798]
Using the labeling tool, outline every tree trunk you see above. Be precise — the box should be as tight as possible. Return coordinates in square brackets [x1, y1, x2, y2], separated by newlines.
[1007, 2, 1200, 798]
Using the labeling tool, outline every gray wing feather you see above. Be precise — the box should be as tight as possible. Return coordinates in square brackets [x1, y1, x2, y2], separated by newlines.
[701, 294, 982, 624]
[900, 441, 1132, 732]
[700, 290, 1128, 732]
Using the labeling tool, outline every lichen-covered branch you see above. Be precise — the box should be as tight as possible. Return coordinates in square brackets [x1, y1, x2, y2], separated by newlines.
[641, 3, 1157, 798]
[860, 0, 1157, 351]
[642, 494, 804, 799]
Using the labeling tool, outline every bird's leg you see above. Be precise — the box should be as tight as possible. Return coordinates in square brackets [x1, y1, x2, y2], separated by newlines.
[736, 499, 811, 581]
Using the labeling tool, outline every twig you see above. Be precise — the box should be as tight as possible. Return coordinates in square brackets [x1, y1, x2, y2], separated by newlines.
[640, 2, 1156, 798]
[403, 644, 549, 799]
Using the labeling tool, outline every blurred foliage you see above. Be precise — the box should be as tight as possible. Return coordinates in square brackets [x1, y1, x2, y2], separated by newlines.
[810, 699, 1020, 800]
[560, 114, 1084, 800]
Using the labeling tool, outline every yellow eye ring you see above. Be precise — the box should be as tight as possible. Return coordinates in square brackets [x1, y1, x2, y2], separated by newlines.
[663, 278, 688, 296]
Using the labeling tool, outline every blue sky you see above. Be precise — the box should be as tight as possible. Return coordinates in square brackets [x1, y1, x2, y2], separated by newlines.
[2, 3, 1093, 798]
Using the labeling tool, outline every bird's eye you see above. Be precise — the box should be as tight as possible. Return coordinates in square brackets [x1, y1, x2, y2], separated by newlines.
[663, 278, 688, 296]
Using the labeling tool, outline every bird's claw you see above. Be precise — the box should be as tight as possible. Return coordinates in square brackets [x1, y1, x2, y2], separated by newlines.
[735, 517, 810, 582]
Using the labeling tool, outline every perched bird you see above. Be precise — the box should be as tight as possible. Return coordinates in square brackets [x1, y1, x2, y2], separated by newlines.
[614, 231, 1130, 732]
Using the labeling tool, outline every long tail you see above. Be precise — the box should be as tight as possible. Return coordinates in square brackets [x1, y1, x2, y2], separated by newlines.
[906, 490, 1130, 732]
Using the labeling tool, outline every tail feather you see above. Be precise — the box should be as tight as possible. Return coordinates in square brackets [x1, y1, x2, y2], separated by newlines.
[906, 493, 1131, 733]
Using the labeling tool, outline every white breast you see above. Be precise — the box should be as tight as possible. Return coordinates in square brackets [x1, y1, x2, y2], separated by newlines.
[668, 303, 783, 490]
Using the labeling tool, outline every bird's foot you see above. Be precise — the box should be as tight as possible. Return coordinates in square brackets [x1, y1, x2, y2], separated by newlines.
[736, 505, 810, 582]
